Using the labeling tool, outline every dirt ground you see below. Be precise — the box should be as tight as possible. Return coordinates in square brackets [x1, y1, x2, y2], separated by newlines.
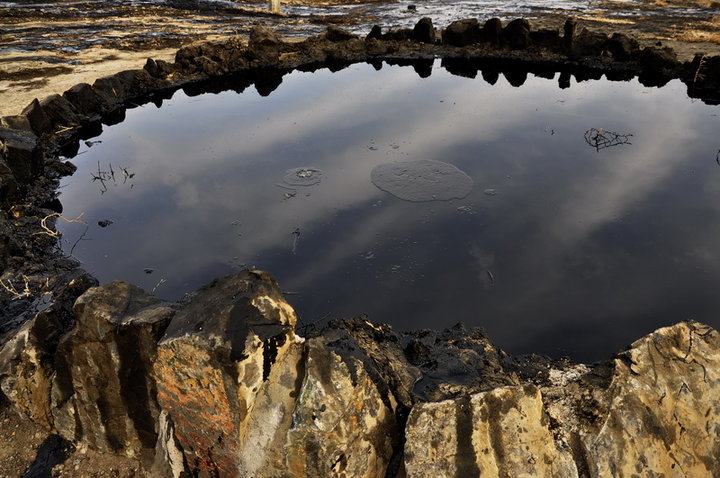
[0, 0, 719, 475]
[0, 396, 144, 477]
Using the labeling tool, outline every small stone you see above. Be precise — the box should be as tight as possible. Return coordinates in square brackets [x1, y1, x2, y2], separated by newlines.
[325, 26, 358, 42]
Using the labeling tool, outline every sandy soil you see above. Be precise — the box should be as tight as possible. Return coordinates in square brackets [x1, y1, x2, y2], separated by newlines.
[1, 48, 180, 118]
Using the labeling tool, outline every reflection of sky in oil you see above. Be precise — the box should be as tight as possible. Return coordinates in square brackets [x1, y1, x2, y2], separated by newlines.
[57, 61, 720, 362]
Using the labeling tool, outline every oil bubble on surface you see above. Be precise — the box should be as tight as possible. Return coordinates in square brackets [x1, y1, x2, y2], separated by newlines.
[370, 159, 474, 202]
[283, 167, 323, 186]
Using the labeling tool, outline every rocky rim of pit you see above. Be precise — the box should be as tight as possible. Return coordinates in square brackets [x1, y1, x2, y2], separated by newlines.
[3, 18, 719, 333]
[0, 19, 719, 477]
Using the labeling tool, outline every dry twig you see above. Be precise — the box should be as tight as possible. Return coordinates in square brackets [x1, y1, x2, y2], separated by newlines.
[0, 275, 49, 301]
[693, 55, 707, 85]
[35, 212, 86, 238]
[584, 128, 633, 151]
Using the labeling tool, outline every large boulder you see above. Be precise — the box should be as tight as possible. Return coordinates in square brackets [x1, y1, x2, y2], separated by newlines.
[404, 321, 720, 477]
[325, 26, 358, 42]
[482, 18, 502, 45]
[249, 25, 283, 49]
[154, 271, 300, 475]
[606, 32, 640, 61]
[529, 29, 561, 49]
[282, 331, 399, 478]
[641, 46, 679, 72]
[143, 58, 176, 79]
[92, 70, 156, 110]
[582, 321, 720, 476]
[154, 271, 400, 477]
[21, 99, 53, 136]
[51, 281, 175, 459]
[573, 29, 610, 56]
[405, 385, 578, 476]
[0, 309, 65, 430]
[0, 115, 33, 132]
[563, 17, 578, 55]
[63, 83, 106, 117]
[37, 94, 81, 130]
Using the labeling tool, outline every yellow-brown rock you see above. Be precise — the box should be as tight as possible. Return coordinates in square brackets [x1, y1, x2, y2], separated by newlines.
[0, 309, 63, 429]
[283, 333, 399, 478]
[582, 321, 720, 477]
[404, 321, 720, 478]
[51, 281, 175, 457]
[404, 385, 578, 477]
[3, 267, 719, 477]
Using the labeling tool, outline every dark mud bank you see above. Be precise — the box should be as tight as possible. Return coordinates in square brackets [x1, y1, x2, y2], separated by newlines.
[1, 18, 720, 477]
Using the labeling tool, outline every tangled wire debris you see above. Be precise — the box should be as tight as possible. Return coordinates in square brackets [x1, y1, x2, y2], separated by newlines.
[584, 128, 633, 151]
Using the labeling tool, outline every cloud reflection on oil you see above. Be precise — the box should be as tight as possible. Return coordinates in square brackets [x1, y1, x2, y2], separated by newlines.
[57, 61, 720, 361]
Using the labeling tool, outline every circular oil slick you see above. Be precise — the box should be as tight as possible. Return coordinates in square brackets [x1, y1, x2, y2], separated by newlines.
[370, 159, 473, 202]
[283, 167, 323, 186]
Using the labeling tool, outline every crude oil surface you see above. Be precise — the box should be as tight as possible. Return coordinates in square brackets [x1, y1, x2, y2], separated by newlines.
[57, 61, 720, 361]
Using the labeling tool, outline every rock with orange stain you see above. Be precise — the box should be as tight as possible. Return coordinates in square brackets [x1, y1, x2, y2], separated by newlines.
[154, 270, 301, 477]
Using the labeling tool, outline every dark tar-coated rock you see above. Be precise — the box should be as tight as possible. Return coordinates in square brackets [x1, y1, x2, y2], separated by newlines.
[563, 17, 578, 54]
[0, 115, 33, 133]
[412, 18, 436, 44]
[571, 29, 610, 57]
[37, 94, 81, 131]
[63, 83, 106, 117]
[249, 25, 283, 48]
[501, 18, 531, 50]
[325, 26, 359, 42]
[442, 19, 483, 47]
[482, 18, 503, 45]
[0, 127, 42, 182]
[606, 32, 640, 61]
[21, 99, 53, 136]
[0, 159, 17, 204]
